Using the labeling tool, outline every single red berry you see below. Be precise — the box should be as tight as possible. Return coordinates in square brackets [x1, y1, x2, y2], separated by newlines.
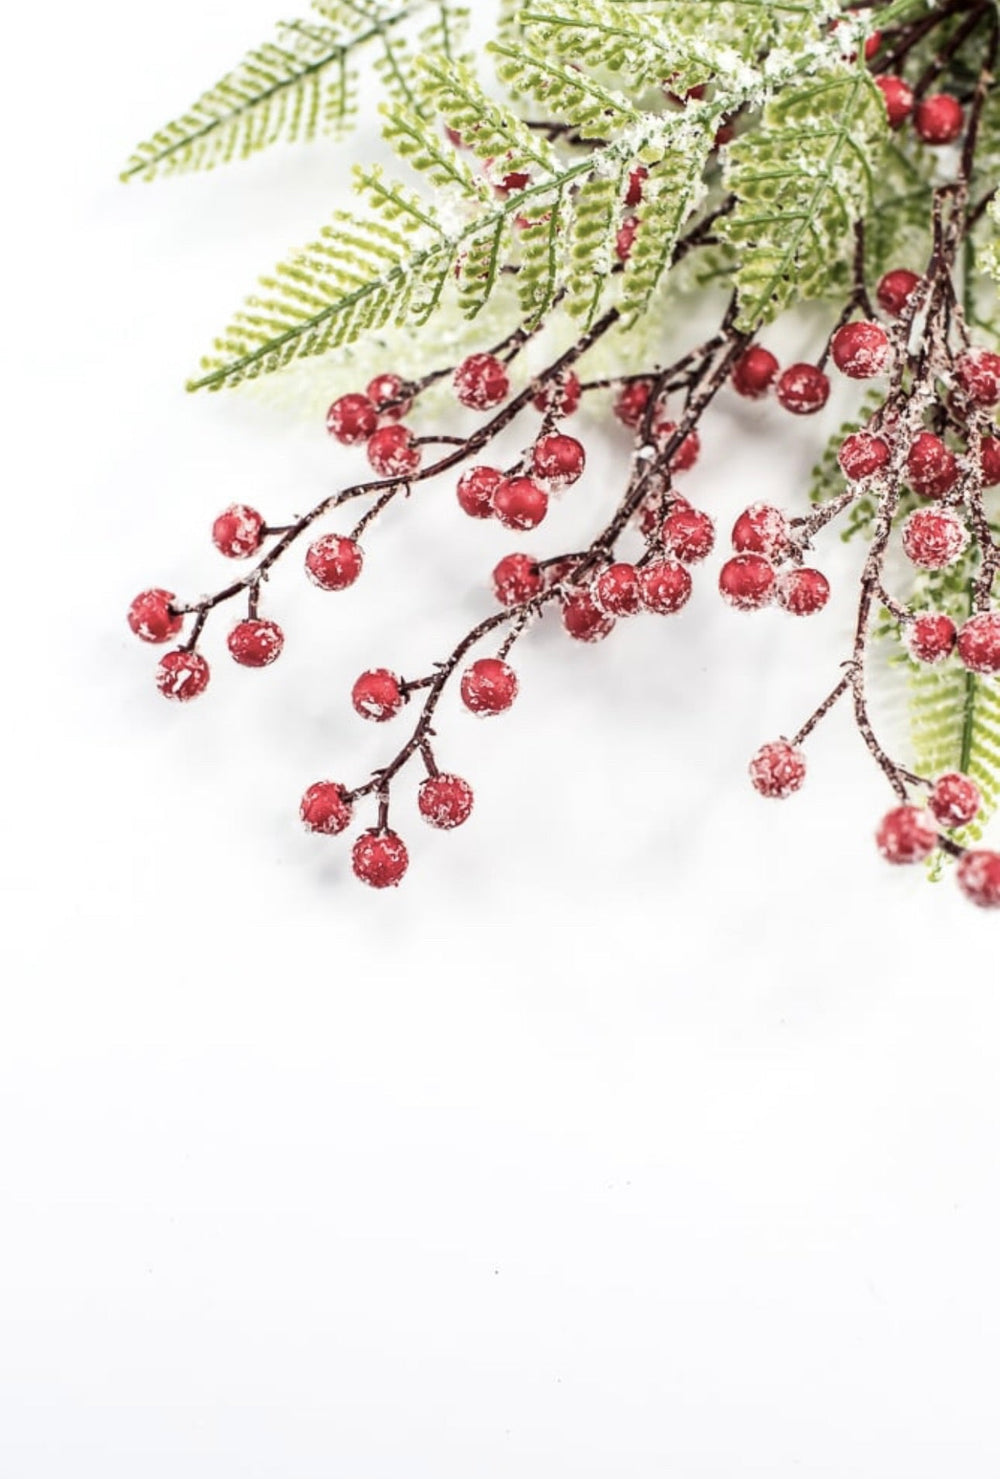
[492, 553, 543, 606]
[831, 320, 892, 379]
[561, 590, 616, 643]
[305, 533, 364, 591]
[352, 668, 405, 722]
[956, 850, 1000, 908]
[616, 216, 639, 262]
[366, 425, 422, 479]
[453, 353, 510, 410]
[954, 350, 1000, 408]
[532, 433, 586, 489]
[907, 432, 957, 498]
[957, 611, 1000, 674]
[719, 554, 775, 610]
[326, 393, 378, 445]
[876, 268, 920, 317]
[211, 504, 265, 559]
[300, 781, 353, 836]
[227, 618, 284, 668]
[456, 465, 503, 520]
[418, 773, 474, 830]
[901, 507, 968, 570]
[614, 379, 653, 429]
[498, 169, 531, 195]
[639, 560, 692, 615]
[775, 567, 830, 617]
[731, 503, 791, 561]
[928, 772, 982, 829]
[625, 165, 648, 207]
[713, 123, 735, 149]
[352, 829, 409, 888]
[876, 75, 914, 129]
[595, 563, 643, 617]
[366, 373, 412, 420]
[660, 505, 715, 564]
[904, 613, 957, 664]
[493, 476, 548, 531]
[864, 29, 882, 59]
[748, 740, 806, 799]
[532, 371, 581, 417]
[838, 430, 891, 481]
[980, 436, 1000, 487]
[914, 92, 963, 144]
[128, 588, 182, 644]
[654, 420, 701, 473]
[876, 805, 938, 864]
[776, 363, 830, 415]
[460, 657, 519, 714]
[731, 345, 779, 399]
[155, 649, 210, 702]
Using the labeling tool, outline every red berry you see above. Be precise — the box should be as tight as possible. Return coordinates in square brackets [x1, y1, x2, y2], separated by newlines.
[492, 553, 544, 606]
[654, 420, 701, 473]
[928, 772, 982, 829]
[907, 432, 957, 498]
[980, 436, 1000, 486]
[639, 560, 692, 615]
[211, 504, 265, 559]
[914, 92, 963, 144]
[595, 563, 642, 617]
[561, 590, 616, 643]
[493, 476, 548, 530]
[300, 781, 353, 836]
[305, 533, 364, 591]
[498, 170, 531, 195]
[532, 433, 586, 488]
[719, 554, 775, 610]
[366, 373, 412, 419]
[865, 29, 882, 60]
[876, 805, 938, 864]
[731, 502, 791, 561]
[616, 216, 639, 262]
[352, 829, 409, 888]
[956, 850, 1000, 908]
[532, 371, 581, 417]
[661, 505, 715, 564]
[366, 424, 421, 478]
[901, 507, 968, 570]
[614, 379, 653, 428]
[838, 430, 891, 480]
[748, 740, 806, 799]
[775, 567, 829, 616]
[352, 668, 405, 721]
[453, 353, 510, 410]
[326, 392, 378, 445]
[460, 657, 519, 714]
[831, 320, 892, 379]
[776, 363, 830, 415]
[876, 268, 920, 317]
[731, 345, 779, 398]
[128, 588, 182, 644]
[155, 649, 210, 702]
[417, 773, 474, 830]
[957, 611, 1000, 674]
[904, 613, 957, 664]
[876, 75, 914, 129]
[227, 618, 284, 668]
[625, 165, 648, 207]
[955, 350, 1000, 408]
[456, 465, 503, 520]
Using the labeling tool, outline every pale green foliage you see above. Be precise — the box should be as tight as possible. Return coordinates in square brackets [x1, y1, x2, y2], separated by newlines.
[983, 194, 1000, 291]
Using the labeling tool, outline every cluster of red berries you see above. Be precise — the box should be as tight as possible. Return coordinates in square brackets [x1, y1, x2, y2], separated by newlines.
[876, 78, 965, 144]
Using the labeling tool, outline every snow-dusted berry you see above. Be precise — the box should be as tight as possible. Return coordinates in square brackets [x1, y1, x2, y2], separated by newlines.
[876, 268, 920, 317]
[904, 613, 957, 664]
[305, 533, 364, 591]
[492, 553, 543, 606]
[907, 432, 957, 498]
[639, 560, 692, 615]
[956, 850, 1000, 909]
[366, 424, 422, 479]
[954, 350, 1000, 408]
[876, 805, 938, 864]
[654, 421, 701, 472]
[561, 590, 615, 643]
[300, 781, 353, 835]
[418, 773, 474, 830]
[128, 588, 182, 644]
[957, 611, 1000, 674]
[595, 563, 642, 617]
[614, 379, 653, 429]
[625, 165, 648, 207]
[456, 465, 503, 520]
[212, 504, 265, 559]
[719, 554, 775, 610]
[532, 433, 586, 488]
[616, 216, 639, 262]
[838, 430, 890, 481]
[749, 740, 806, 798]
[901, 507, 968, 570]
[876, 75, 914, 129]
[928, 772, 982, 829]
[731, 345, 779, 399]
[532, 371, 581, 417]
[228, 618, 284, 668]
[453, 353, 510, 410]
[460, 657, 519, 714]
[831, 320, 892, 379]
[326, 393, 378, 445]
[493, 476, 548, 531]
[155, 649, 210, 702]
[775, 567, 829, 617]
[980, 437, 1000, 487]
[731, 503, 791, 561]
[366, 373, 412, 420]
[352, 829, 409, 888]
[660, 505, 715, 563]
[776, 363, 830, 415]
[914, 93, 963, 144]
[352, 668, 405, 721]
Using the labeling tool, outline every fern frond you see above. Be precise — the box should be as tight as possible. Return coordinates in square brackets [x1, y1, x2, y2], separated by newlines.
[618, 121, 716, 323]
[490, 41, 643, 138]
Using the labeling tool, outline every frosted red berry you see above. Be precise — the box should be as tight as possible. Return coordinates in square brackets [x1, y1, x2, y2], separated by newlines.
[595, 563, 642, 617]
[956, 850, 1000, 909]
[366, 424, 422, 479]
[638, 560, 692, 615]
[352, 668, 405, 721]
[460, 657, 519, 714]
[561, 590, 615, 642]
[876, 805, 938, 865]
[831, 320, 892, 379]
[418, 773, 474, 830]
[300, 781, 353, 836]
[326, 393, 378, 445]
[904, 613, 956, 664]
[614, 379, 653, 428]
[731, 345, 779, 398]
[616, 216, 639, 262]
[901, 507, 967, 570]
[731, 503, 791, 561]
[492, 553, 543, 606]
[128, 588, 182, 644]
[928, 772, 981, 829]
[876, 75, 914, 129]
[228, 618, 284, 668]
[775, 567, 829, 617]
[532, 433, 586, 488]
[980, 437, 1000, 487]
[453, 353, 510, 410]
[661, 505, 715, 564]
[957, 611, 1000, 674]
[907, 432, 957, 498]
[654, 421, 701, 473]
[719, 554, 775, 610]
[352, 829, 409, 888]
[456, 465, 503, 520]
[493, 476, 548, 531]
[914, 93, 963, 144]
[838, 430, 891, 481]
[876, 268, 920, 317]
[305, 533, 364, 591]
[155, 649, 210, 702]
[532, 371, 581, 417]
[954, 350, 1000, 408]
[748, 740, 806, 798]
[212, 504, 265, 559]
[625, 165, 648, 207]
[776, 363, 830, 415]
[366, 373, 412, 419]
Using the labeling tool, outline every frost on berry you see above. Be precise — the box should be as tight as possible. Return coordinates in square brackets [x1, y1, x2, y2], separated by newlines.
[532, 433, 586, 488]
[453, 353, 510, 410]
[875, 805, 938, 864]
[532, 371, 581, 417]
[367, 425, 422, 479]
[595, 563, 642, 617]
[876, 269, 920, 317]
[493, 476, 548, 530]
[639, 560, 692, 615]
[492, 553, 543, 606]
[460, 657, 519, 714]
[326, 393, 378, 445]
[300, 781, 353, 835]
[775, 568, 829, 617]
[660, 505, 715, 563]
[980, 437, 1000, 487]
[956, 611, 1000, 674]
[654, 421, 701, 473]
[731, 503, 790, 561]
[616, 216, 639, 262]
[901, 507, 968, 570]
[366, 373, 412, 419]
[831, 321, 892, 379]
[352, 668, 405, 721]
[748, 740, 806, 798]
[956, 850, 1000, 909]
[228, 618, 284, 668]
[928, 772, 981, 829]
[731, 345, 779, 398]
[838, 431, 890, 481]
[904, 613, 957, 664]
[906, 432, 957, 498]
[156, 649, 210, 702]
[614, 379, 652, 428]
[212, 504, 265, 559]
[418, 773, 474, 829]
[305, 534, 364, 591]
[776, 363, 830, 415]
[914, 93, 963, 144]
[876, 75, 914, 129]
[457, 465, 503, 519]
[954, 350, 1000, 408]
[719, 554, 775, 610]
[128, 588, 182, 644]
[561, 590, 616, 642]
[352, 829, 409, 888]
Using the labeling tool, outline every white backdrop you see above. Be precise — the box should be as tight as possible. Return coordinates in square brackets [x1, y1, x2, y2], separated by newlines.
[2, 3, 999, 1474]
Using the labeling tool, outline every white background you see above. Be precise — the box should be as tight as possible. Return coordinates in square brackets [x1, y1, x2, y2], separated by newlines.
[2, 3, 999, 1474]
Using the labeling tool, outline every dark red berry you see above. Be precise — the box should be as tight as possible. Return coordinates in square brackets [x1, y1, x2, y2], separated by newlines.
[928, 772, 981, 829]
[748, 741, 806, 798]
[305, 534, 364, 591]
[731, 503, 791, 561]
[352, 829, 408, 888]
[831, 320, 892, 379]
[300, 781, 353, 836]
[418, 773, 474, 830]
[155, 649, 210, 702]
[876, 805, 938, 864]
[128, 588, 182, 644]
[914, 93, 963, 144]
[493, 476, 548, 530]
[227, 618, 284, 668]
[660, 505, 715, 564]
[460, 657, 519, 714]
[366, 373, 412, 419]
[876, 75, 914, 129]
[212, 504, 265, 559]
[352, 668, 405, 722]
[957, 611, 1000, 674]
[616, 216, 639, 262]
[326, 393, 378, 445]
[876, 269, 920, 317]
[907, 432, 957, 498]
[532, 371, 581, 417]
[654, 420, 701, 472]
[456, 465, 503, 519]
[719, 554, 775, 610]
[366, 425, 422, 478]
[532, 433, 586, 488]
[901, 508, 967, 569]
[492, 553, 544, 606]
[731, 345, 779, 398]
[956, 850, 1000, 908]
[776, 363, 830, 415]
[614, 379, 653, 428]
[625, 165, 648, 207]
[453, 353, 510, 410]
[775, 568, 829, 616]
[639, 560, 692, 615]
[561, 590, 615, 642]
[838, 430, 891, 481]
[595, 563, 642, 617]
[980, 437, 1000, 486]
[954, 350, 1000, 408]
[904, 613, 956, 664]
